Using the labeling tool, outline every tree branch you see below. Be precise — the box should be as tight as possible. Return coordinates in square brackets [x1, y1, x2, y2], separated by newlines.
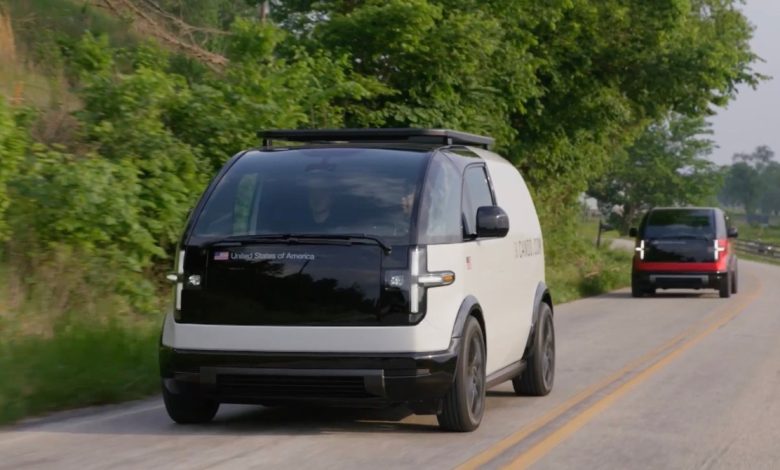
[92, 0, 228, 71]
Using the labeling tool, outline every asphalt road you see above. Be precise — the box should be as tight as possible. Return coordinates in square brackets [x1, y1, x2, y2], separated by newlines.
[1, 260, 778, 470]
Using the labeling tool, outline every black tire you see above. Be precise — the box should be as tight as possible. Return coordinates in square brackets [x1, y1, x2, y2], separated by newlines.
[162, 382, 219, 424]
[719, 272, 731, 299]
[437, 316, 486, 432]
[731, 264, 738, 294]
[631, 278, 644, 298]
[513, 303, 555, 396]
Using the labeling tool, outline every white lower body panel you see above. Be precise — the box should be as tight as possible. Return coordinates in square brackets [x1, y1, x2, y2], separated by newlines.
[161, 311, 455, 354]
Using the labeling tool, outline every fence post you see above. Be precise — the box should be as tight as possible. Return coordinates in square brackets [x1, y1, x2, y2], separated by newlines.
[596, 220, 602, 248]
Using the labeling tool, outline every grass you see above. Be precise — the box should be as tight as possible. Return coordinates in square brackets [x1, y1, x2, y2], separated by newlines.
[0, 251, 162, 426]
[0, 320, 160, 425]
[735, 224, 780, 246]
[725, 213, 780, 265]
[728, 213, 780, 244]
[545, 217, 633, 304]
[737, 251, 780, 266]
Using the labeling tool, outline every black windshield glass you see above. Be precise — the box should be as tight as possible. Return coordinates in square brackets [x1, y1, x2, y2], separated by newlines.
[191, 148, 428, 244]
[643, 209, 715, 239]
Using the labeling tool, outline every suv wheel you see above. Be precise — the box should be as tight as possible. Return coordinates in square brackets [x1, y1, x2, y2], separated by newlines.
[719, 272, 732, 299]
[437, 316, 486, 432]
[513, 303, 555, 396]
[162, 383, 219, 424]
[631, 277, 645, 298]
[731, 266, 738, 294]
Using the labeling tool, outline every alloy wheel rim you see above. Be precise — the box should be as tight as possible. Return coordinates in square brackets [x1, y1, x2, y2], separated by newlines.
[541, 316, 555, 388]
[467, 334, 485, 419]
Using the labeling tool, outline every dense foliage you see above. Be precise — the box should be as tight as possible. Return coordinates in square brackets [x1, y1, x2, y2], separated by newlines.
[0, 97, 25, 240]
[589, 115, 721, 232]
[0, 0, 763, 319]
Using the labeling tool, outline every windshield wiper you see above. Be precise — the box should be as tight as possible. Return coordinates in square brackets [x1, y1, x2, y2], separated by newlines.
[290, 233, 392, 255]
[206, 234, 295, 246]
[206, 233, 392, 255]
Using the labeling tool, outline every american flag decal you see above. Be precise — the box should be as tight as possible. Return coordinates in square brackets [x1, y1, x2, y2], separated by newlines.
[213, 251, 230, 261]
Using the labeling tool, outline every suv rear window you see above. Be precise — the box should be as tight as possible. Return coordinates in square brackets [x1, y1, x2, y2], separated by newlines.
[191, 147, 428, 244]
[642, 209, 715, 239]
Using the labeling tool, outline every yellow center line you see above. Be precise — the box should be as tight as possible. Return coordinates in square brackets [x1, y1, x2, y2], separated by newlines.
[457, 276, 763, 470]
[504, 278, 764, 469]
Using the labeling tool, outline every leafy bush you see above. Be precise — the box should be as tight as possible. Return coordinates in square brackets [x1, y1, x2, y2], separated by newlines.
[0, 97, 25, 240]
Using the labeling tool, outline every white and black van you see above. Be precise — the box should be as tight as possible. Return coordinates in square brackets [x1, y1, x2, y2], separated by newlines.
[160, 129, 554, 431]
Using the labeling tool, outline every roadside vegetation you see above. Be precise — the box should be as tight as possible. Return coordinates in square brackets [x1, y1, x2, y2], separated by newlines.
[0, 0, 763, 423]
[545, 215, 632, 304]
[729, 213, 780, 244]
[720, 147, 780, 218]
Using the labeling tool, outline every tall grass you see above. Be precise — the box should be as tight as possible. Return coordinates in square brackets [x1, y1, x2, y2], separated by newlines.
[545, 217, 633, 304]
[0, 320, 159, 424]
[0, 247, 163, 425]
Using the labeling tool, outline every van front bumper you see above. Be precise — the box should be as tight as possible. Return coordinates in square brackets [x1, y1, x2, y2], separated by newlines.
[159, 340, 459, 413]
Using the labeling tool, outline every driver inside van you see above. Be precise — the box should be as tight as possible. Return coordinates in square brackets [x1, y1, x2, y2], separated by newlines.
[307, 181, 333, 225]
[303, 171, 416, 235]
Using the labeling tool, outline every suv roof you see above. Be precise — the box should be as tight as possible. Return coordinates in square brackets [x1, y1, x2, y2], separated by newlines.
[649, 206, 719, 212]
[257, 128, 495, 150]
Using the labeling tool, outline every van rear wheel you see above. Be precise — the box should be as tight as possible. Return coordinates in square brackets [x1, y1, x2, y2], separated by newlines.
[719, 273, 732, 299]
[513, 303, 555, 396]
[631, 277, 646, 298]
[437, 317, 486, 432]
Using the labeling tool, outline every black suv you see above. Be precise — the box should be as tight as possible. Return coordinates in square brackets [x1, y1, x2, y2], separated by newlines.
[630, 207, 738, 298]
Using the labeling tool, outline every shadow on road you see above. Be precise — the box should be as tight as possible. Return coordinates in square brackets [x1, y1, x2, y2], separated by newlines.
[11, 402, 448, 437]
[596, 292, 633, 299]
[597, 291, 716, 300]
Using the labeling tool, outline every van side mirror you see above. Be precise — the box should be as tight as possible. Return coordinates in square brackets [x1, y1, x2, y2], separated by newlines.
[628, 227, 638, 238]
[476, 206, 509, 238]
[727, 226, 739, 239]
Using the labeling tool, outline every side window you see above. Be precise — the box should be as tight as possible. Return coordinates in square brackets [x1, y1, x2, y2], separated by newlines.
[462, 165, 494, 236]
[418, 153, 463, 244]
[719, 212, 729, 239]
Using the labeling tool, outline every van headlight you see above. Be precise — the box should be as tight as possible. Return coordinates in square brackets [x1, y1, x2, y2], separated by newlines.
[385, 247, 455, 314]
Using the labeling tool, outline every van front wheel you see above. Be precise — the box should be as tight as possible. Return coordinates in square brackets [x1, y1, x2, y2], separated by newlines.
[437, 316, 486, 432]
[162, 383, 219, 424]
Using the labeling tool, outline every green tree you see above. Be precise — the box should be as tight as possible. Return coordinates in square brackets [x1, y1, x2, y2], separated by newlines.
[719, 146, 776, 215]
[271, 0, 761, 227]
[588, 115, 721, 232]
[733, 145, 774, 171]
[720, 162, 761, 214]
[759, 162, 780, 215]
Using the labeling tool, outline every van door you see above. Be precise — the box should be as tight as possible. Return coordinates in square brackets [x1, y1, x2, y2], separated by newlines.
[460, 164, 516, 374]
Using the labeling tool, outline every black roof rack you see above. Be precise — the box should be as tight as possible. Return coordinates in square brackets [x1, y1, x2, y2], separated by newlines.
[257, 128, 494, 149]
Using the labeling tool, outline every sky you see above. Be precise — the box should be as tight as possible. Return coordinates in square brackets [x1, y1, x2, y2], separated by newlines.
[709, 0, 780, 165]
